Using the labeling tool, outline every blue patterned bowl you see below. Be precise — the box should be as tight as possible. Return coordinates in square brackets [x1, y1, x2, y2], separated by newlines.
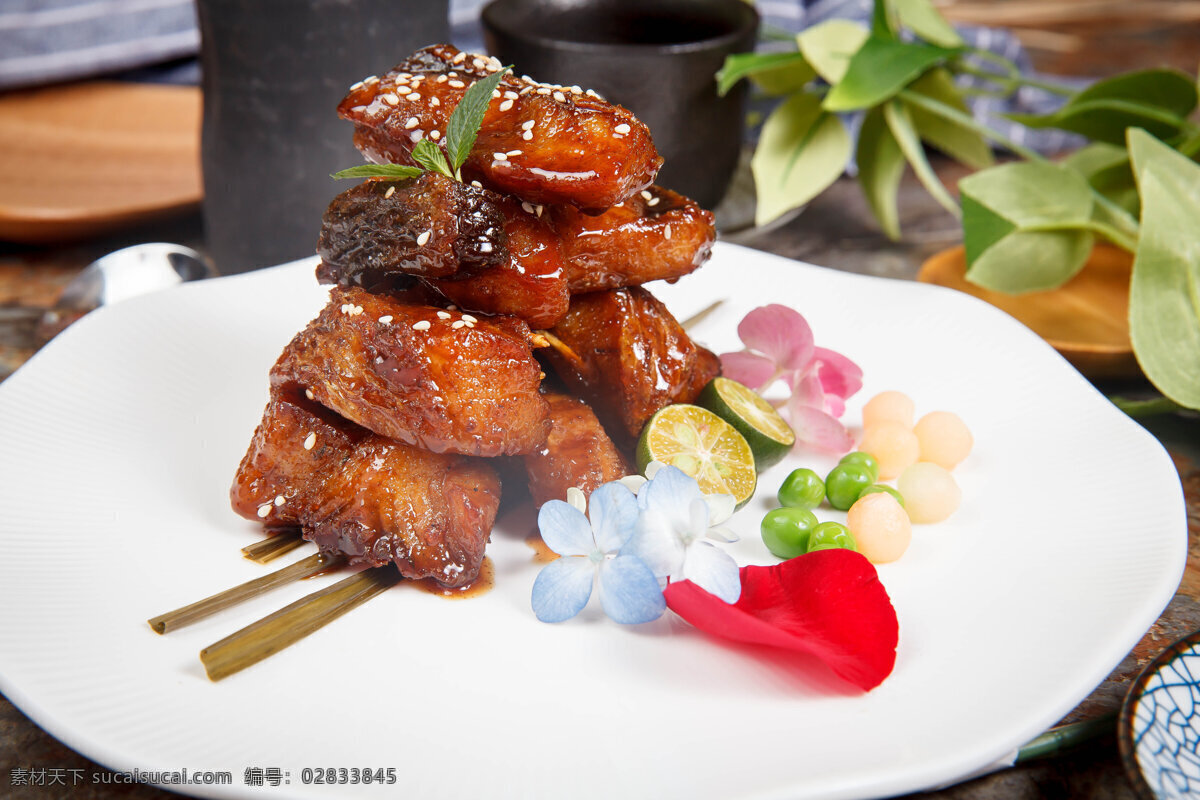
[1120, 629, 1200, 799]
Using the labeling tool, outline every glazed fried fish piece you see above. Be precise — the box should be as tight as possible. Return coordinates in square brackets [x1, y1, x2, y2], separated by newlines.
[554, 186, 715, 294]
[339, 44, 661, 211]
[543, 287, 721, 437]
[523, 392, 631, 507]
[425, 194, 569, 328]
[271, 286, 551, 456]
[231, 386, 499, 586]
[318, 173, 507, 282]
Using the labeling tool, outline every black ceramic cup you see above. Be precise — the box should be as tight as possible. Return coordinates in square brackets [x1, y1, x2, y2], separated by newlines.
[481, 0, 758, 210]
[196, 0, 449, 274]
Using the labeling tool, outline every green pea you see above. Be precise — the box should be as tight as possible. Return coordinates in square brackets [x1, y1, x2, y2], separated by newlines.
[859, 484, 905, 507]
[777, 468, 825, 509]
[760, 507, 819, 559]
[839, 451, 880, 483]
[825, 463, 873, 510]
[808, 521, 857, 553]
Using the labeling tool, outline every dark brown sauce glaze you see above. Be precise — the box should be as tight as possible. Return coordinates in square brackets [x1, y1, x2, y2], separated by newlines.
[410, 556, 495, 599]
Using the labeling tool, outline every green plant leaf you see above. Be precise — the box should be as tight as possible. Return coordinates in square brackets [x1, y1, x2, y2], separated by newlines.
[751, 94, 851, 227]
[871, 0, 898, 38]
[882, 99, 960, 217]
[894, 0, 963, 47]
[823, 35, 959, 112]
[716, 51, 815, 97]
[445, 66, 510, 173]
[411, 137, 454, 179]
[331, 164, 425, 180]
[1128, 164, 1200, 410]
[856, 107, 906, 239]
[960, 161, 1096, 292]
[796, 20, 869, 85]
[1006, 69, 1197, 145]
[903, 69, 993, 169]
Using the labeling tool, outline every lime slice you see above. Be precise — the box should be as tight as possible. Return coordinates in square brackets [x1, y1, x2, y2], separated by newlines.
[697, 377, 795, 469]
[636, 404, 757, 508]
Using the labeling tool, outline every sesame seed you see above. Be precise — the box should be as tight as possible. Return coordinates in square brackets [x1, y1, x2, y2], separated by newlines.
[519, 86, 534, 95]
[522, 131, 533, 140]
[437, 74, 448, 83]
[364, 75, 379, 84]
[641, 190, 653, 201]
[407, 93, 421, 101]
[437, 310, 452, 319]
[614, 201, 624, 207]
[304, 432, 316, 450]
[449, 80, 465, 89]
[493, 152, 508, 161]
[378, 315, 393, 324]
[412, 320, 431, 331]
[382, 93, 399, 105]
[470, 180, 482, 188]
[451, 320, 467, 329]
[586, 89, 599, 97]
[410, 131, 423, 143]
[257, 503, 272, 518]
[305, 388, 315, 400]
[504, 91, 519, 99]
[274, 494, 285, 506]
[499, 99, 514, 112]
[480, 242, 493, 253]
[536, 87, 551, 95]
[647, 197, 660, 207]
[417, 230, 431, 245]
[430, 97, 440, 107]
[447, 305, 457, 310]
[489, 56, 503, 69]
[506, 149, 522, 157]
[462, 314, 478, 323]
[464, 321, 475, 328]
[452, 51, 466, 64]
[353, 305, 364, 315]
[430, 129, 441, 140]
[405, 116, 419, 129]
[397, 73, 412, 81]
[553, 91, 566, 102]
[521, 201, 534, 214]
[522, 120, 535, 130]
[474, 58, 487, 69]
[522, 75, 534, 83]
[492, 89, 502, 99]
[535, 205, 543, 217]
[664, 224, 672, 240]
[570, 85, 583, 94]
[384, 186, 396, 199]
[350, 81, 364, 91]
[615, 123, 631, 134]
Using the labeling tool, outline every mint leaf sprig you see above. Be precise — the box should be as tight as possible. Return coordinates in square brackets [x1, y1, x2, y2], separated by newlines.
[332, 65, 512, 182]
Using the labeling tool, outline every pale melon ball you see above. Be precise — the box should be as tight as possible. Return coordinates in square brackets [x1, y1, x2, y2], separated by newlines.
[859, 422, 920, 480]
[914, 411, 974, 470]
[862, 391, 915, 430]
[897, 462, 961, 523]
[846, 492, 912, 563]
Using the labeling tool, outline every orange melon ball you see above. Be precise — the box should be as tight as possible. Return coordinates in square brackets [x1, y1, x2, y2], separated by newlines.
[846, 492, 912, 563]
[914, 411, 974, 470]
[897, 463, 961, 523]
[859, 422, 919, 480]
[862, 391, 915, 430]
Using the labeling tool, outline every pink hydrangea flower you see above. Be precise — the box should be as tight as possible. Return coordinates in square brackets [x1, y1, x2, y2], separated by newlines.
[719, 304, 862, 453]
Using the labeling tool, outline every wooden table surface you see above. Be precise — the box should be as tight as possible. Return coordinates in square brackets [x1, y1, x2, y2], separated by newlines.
[1, 12, 1198, 798]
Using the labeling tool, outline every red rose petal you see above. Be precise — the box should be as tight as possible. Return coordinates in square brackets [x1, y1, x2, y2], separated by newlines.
[663, 549, 899, 691]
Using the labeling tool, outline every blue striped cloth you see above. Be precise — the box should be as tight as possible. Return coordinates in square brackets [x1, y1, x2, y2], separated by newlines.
[0, 0, 1082, 153]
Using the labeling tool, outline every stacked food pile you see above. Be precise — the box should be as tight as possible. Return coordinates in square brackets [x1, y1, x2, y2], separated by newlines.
[229, 44, 721, 590]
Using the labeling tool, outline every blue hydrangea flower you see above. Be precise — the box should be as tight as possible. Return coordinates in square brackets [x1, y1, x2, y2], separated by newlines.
[625, 465, 742, 604]
[531, 482, 665, 624]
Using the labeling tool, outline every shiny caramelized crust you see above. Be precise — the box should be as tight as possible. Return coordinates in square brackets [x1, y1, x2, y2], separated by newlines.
[231, 387, 499, 587]
[270, 287, 551, 456]
[318, 173, 507, 282]
[523, 392, 631, 507]
[339, 44, 662, 211]
[553, 186, 716, 294]
[425, 194, 569, 328]
[543, 287, 721, 437]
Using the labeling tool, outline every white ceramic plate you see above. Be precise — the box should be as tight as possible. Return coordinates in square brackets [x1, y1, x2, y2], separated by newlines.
[0, 243, 1185, 799]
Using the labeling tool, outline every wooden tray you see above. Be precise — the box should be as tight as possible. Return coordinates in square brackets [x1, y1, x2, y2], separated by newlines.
[918, 243, 1140, 379]
[0, 82, 202, 244]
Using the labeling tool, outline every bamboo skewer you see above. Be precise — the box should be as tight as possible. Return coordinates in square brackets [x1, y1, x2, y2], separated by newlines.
[147, 552, 344, 634]
[241, 528, 307, 563]
[200, 567, 401, 681]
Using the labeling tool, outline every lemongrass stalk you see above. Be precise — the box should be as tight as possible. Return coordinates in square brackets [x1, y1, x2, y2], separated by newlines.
[148, 552, 342, 634]
[241, 528, 306, 564]
[199, 567, 400, 681]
